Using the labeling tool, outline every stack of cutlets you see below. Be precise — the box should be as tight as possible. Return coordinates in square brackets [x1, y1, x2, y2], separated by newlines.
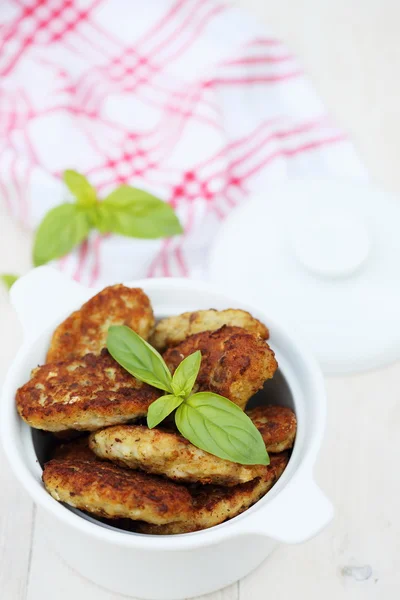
[16, 286, 297, 534]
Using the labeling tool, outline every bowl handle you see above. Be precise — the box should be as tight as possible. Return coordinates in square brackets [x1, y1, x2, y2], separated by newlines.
[10, 266, 90, 341]
[242, 471, 333, 544]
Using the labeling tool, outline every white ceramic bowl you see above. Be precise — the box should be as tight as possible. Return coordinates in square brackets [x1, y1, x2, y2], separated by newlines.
[1, 267, 333, 600]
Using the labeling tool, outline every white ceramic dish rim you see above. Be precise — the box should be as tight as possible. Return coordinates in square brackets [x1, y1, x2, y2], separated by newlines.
[1, 269, 332, 552]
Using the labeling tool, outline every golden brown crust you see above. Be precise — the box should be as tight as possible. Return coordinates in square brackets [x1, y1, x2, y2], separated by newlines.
[246, 405, 297, 453]
[150, 308, 269, 351]
[16, 350, 159, 432]
[42, 458, 193, 525]
[135, 453, 289, 534]
[47, 285, 154, 363]
[89, 425, 266, 486]
[163, 326, 277, 410]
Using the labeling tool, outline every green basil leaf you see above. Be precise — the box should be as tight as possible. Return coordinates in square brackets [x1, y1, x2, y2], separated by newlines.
[171, 350, 201, 397]
[33, 204, 91, 267]
[0, 274, 19, 290]
[97, 186, 183, 238]
[107, 325, 173, 392]
[64, 170, 97, 207]
[147, 394, 185, 429]
[175, 392, 270, 465]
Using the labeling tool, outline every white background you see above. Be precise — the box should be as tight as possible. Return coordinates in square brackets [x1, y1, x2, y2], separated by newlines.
[1, 1, 399, 599]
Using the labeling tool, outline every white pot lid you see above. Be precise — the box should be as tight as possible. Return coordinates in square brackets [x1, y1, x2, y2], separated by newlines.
[208, 179, 400, 374]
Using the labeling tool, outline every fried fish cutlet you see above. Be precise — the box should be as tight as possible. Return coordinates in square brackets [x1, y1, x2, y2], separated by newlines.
[16, 350, 159, 432]
[163, 326, 277, 410]
[136, 453, 289, 534]
[150, 308, 269, 351]
[47, 285, 154, 363]
[89, 425, 266, 486]
[89, 404, 296, 485]
[246, 405, 297, 453]
[42, 458, 193, 525]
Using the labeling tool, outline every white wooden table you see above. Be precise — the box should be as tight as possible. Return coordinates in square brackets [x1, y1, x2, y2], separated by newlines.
[1, 1, 400, 598]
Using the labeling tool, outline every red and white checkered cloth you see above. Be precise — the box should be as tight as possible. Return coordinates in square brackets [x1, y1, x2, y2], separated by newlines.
[1, 0, 366, 286]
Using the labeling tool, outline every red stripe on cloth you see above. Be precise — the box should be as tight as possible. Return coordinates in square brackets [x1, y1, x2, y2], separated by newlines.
[73, 239, 89, 282]
[137, 0, 189, 47]
[212, 202, 225, 220]
[241, 135, 347, 180]
[148, 238, 174, 278]
[224, 54, 294, 66]
[88, 234, 102, 287]
[85, 18, 127, 52]
[157, 79, 219, 114]
[67, 24, 116, 60]
[158, 4, 226, 65]
[11, 50, 31, 81]
[0, 177, 12, 213]
[147, 238, 173, 278]
[138, 85, 222, 131]
[204, 71, 303, 87]
[1, 0, 101, 76]
[173, 201, 196, 276]
[174, 246, 189, 276]
[161, 238, 173, 277]
[23, 129, 40, 165]
[74, 74, 104, 114]
[39, 105, 124, 132]
[187, 118, 331, 183]
[224, 191, 237, 208]
[157, 88, 221, 157]
[20, 162, 31, 227]
[228, 119, 330, 171]
[10, 156, 27, 224]
[61, 37, 95, 60]
[147, 254, 159, 278]
[0, 10, 20, 46]
[58, 254, 70, 273]
[144, 0, 216, 61]
[194, 118, 281, 170]
[248, 38, 283, 47]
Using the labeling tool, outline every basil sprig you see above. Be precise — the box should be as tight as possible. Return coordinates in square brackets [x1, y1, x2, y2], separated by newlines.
[95, 186, 183, 239]
[107, 326, 269, 466]
[147, 394, 185, 429]
[107, 326, 173, 392]
[33, 203, 91, 267]
[0, 274, 19, 290]
[64, 170, 97, 207]
[33, 170, 183, 266]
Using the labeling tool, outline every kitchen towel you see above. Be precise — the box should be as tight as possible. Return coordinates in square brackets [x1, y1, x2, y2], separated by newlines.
[0, 0, 366, 286]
